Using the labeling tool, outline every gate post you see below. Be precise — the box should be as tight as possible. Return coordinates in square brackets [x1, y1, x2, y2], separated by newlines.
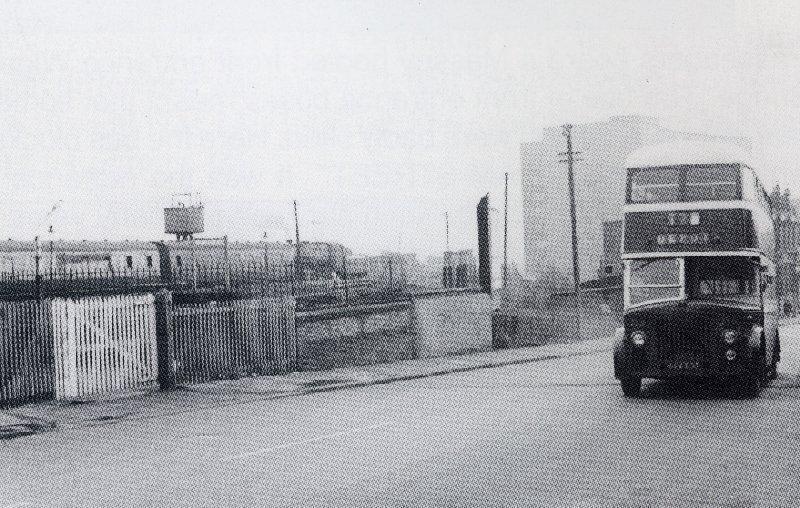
[155, 289, 176, 390]
[287, 297, 298, 373]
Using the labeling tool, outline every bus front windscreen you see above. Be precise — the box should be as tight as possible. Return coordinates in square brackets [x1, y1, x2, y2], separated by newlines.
[686, 256, 760, 306]
[628, 258, 682, 306]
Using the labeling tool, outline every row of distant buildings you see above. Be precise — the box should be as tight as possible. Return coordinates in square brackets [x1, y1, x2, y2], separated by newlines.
[520, 114, 800, 308]
[0, 186, 481, 292]
[0, 238, 477, 291]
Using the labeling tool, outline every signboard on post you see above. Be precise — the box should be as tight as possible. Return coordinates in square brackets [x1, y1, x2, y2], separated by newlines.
[477, 194, 492, 295]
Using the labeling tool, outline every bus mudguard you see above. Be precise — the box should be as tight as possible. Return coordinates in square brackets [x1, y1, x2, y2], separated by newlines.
[613, 326, 627, 378]
[747, 325, 764, 357]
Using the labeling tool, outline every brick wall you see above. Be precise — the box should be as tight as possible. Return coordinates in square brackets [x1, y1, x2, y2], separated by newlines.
[296, 302, 416, 371]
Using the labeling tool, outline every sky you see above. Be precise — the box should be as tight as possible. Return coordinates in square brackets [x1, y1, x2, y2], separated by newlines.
[1, 0, 799, 268]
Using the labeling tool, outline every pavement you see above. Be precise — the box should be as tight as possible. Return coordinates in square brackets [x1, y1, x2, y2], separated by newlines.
[1, 336, 613, 435]
[4, 323, 800, 507]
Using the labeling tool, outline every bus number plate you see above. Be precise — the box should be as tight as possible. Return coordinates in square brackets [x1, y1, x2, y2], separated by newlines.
[667, 359, 700, 371]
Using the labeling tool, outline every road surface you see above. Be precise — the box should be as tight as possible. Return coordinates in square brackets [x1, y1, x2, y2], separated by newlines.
[3, 324, 800, 507]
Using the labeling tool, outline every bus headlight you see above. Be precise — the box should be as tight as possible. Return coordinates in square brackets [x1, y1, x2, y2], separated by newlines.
[723, 329, 737, 345]
[631, 331, 646, 346]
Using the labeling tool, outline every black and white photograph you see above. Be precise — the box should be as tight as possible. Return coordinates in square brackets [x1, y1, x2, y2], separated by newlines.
[2, 1, 800, 506]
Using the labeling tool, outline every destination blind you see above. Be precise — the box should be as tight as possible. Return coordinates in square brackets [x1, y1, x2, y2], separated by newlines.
[624, 208, 757, 253]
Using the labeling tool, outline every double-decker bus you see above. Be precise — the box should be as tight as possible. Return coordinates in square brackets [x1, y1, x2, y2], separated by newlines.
[613, 142, 779, 397]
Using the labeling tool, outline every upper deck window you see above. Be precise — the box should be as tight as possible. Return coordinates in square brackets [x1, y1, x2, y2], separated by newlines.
[627, 164, 741, 204]
[630, 168, 680, 203]
[684, 166, 739, 201]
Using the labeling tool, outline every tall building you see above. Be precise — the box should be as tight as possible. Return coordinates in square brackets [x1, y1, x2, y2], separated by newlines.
[521, 115, 751, 285]
[773, 196, 800, 313]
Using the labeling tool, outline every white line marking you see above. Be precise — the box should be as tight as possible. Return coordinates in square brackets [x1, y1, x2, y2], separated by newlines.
[223, 421, 394, 461]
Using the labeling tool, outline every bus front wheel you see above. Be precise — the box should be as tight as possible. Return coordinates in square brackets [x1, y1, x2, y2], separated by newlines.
[737, 350, 765, 398]
[769, 332, 780, 381]
[620, 377, 641, 397]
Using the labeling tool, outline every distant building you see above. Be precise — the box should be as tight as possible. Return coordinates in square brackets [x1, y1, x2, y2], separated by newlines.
[775, 211, 800, 314]
[0, 238, 350, 280]
[348, 252, 418, 287]
[521, 115, 751, 284]
[420, 255, 445, 288]
[0, 240, 159, 275]
[443, 250, 478, 289]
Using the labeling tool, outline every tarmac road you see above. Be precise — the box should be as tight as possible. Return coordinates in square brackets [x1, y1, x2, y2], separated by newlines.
[3, 324, 800, 507]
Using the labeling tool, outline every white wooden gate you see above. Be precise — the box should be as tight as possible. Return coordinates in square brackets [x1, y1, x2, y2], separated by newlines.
[52, 294, 158, 400]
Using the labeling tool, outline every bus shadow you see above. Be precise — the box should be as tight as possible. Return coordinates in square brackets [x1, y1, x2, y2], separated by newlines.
[639, 378, 740, 400]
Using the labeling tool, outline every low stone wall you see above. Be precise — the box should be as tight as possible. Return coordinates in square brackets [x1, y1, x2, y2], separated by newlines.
[297, 286, 614, 371]
[296, 301, 416, 371]
[413, 290, 493, 358]
[494, 288, 622, 348]
[295, 291, 495, 370]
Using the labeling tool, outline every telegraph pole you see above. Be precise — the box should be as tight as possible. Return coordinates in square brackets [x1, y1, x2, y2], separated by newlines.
[445, 211, 450, 252]
[560, 124, 582, 337]
[293, 200, 302, 283]
[34, 235, 41, 300]
[774, 187, 783, 308]
[503, 172, 509, 288]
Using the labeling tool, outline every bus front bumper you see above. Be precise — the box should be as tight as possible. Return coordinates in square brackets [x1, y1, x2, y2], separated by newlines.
[613, 340, 758, 381]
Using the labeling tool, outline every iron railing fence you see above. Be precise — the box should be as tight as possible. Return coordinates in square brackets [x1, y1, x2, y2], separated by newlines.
[172, 297, 296, 384]
[0, 268, 164, 298]
[0, 257, 478, 307]
[0, 299, 53, 407]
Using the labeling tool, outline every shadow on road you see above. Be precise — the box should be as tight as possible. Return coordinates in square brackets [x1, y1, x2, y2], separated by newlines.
[637, 373, 800, 401]
[0, 419, 54, 440]
[639, 379, 731, 400]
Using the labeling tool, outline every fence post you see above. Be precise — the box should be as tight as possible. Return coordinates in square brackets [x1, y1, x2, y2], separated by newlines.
[409, 296, 420, 359]
[155, 289, 176, 390]
[342, 252, 349, 303]
[35, 235, 42, 300]
[388, 258, 393, 293]
[288, 297, 298, 373]
[223, 235, 231, 291]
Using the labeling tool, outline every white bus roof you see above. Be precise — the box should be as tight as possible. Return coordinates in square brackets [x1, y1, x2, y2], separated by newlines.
[625, 141, 755, 170]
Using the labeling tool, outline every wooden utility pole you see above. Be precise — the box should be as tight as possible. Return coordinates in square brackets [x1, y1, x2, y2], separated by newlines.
[223, 235, 231, 291]
[560, 124, 582, 337]
[477, 195, 492, 295]
[445, 211, 450, 252]
[503, 172, 509, 288]
[34, 235, 41, 299]
[293, 200, 301, 282]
